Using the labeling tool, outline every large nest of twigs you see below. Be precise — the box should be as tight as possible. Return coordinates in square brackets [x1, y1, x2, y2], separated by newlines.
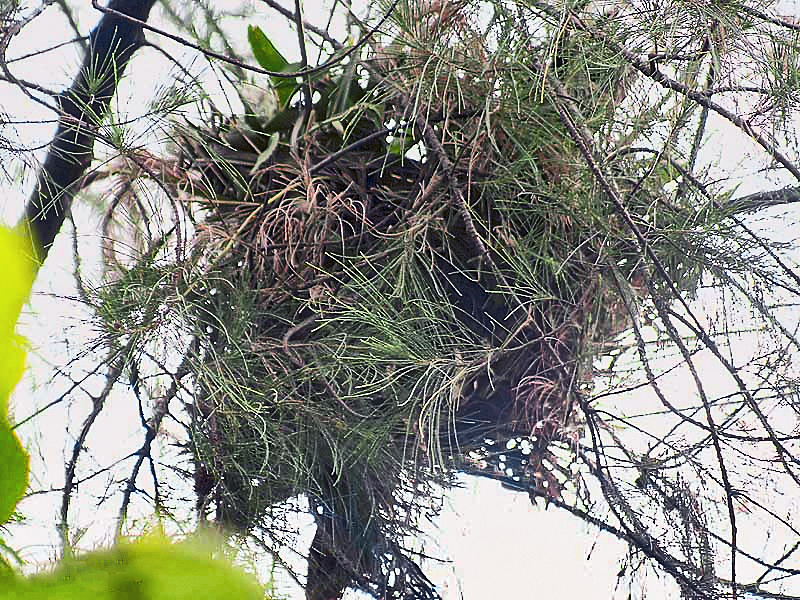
[110, 5, 715, 597]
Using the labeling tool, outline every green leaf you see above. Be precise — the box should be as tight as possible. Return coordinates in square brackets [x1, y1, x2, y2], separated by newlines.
[0, 531, 23, 582]
[0, 425, 27, 528]
[250, 132, 280, 175]
[387, 133, 414, 157]
[247, 26, 300, 109]
[0, 534, 266, 599]
[0, 226, 35, 527]
[273, 66, 300, 110]
[247, 25, 289, 73]
[363, 103, 385, 129]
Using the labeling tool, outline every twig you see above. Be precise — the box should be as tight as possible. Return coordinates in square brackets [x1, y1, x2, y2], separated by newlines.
[53, 0, 88, 54]
[117, 348, 194, 536]
[539, 62, 741, 596]
[91, 0, 400, 80]
[60, 351, 127, 557]
[528, 0, 800, 182]
[258, 0, 344, 50]
[0, 0, 60, 112]
[414, 110, 496, 273]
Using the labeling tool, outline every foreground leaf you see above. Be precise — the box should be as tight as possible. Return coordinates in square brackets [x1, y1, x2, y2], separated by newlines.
[0, 226, 35, 526]
[0, 535, 265, 599]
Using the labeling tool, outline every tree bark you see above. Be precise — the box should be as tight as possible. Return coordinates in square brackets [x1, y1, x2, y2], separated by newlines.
[22, 0, 157, 262]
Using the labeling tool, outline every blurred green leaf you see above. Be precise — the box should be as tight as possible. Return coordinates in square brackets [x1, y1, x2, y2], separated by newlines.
[0, 226, 35, 527]
[0, 534, 266, 599]
[0, 426, 27, 528]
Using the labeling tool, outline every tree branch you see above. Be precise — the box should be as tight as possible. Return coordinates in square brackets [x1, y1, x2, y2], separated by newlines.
[22, 0, 157, 262]
[726, 186, 800, 213]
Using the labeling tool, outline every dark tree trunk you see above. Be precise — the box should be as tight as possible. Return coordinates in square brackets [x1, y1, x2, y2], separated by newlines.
[23, 0, 157, 261]
[306, 522, 352, 600]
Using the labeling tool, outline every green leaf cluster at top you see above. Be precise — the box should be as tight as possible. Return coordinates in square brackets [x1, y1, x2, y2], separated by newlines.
[245, 25, 386, 141]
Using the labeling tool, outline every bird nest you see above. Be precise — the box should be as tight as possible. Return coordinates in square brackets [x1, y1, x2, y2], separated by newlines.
[95, 17, 711, 597]
[178, 95, 594, 490]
